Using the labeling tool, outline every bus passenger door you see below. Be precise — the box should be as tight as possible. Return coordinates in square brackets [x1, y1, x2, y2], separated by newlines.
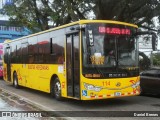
[66, 33, 80, 98]
[21, 42, 28, 86]
[6, 47, 11, 81]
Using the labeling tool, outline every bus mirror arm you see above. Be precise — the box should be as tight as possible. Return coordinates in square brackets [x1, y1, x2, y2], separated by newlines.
[135, 31, 156, 36]
[76, 26, 85, 31]
[75, 24, 86, 31]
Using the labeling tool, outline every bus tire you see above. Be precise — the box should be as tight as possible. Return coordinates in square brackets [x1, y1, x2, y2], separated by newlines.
[51, 78, 62, 100]
[13, 73, 19, 89]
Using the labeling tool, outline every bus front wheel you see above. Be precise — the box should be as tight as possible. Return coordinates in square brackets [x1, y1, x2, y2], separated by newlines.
[51, 78, 62, 100]
[13, 73, 19, 88]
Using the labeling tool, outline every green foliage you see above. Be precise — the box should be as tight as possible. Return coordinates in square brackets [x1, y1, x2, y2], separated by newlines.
[152, 53, 160, 66]
[94, 0, 160, 29]
[3, 0, 50, 32]
[3, 0, 160, 33]
[3, 0, 93, 32]
[139, 52, 151, 71]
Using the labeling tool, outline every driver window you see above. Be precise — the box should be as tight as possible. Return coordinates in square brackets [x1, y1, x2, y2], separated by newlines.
[104, 38, 116, 65]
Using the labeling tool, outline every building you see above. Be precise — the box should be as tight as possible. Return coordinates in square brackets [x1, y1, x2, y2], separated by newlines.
[0, 20, 31, 43]
[0, 0, 31, 43]
[0, 0, 13, 9]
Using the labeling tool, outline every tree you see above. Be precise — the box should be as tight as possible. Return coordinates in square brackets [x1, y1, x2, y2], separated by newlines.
[152, 52, 160, 66]
[3, 0, 52, 32]
[3, 0, 93, 32]
[94, 0, 160, 31]
[139, 52, 151, 71]
[3, 0, 160, 32]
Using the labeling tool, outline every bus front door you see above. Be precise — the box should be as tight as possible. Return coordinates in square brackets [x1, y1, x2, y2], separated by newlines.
[66, 33, 80, 98]
[6, 47, 11, 81]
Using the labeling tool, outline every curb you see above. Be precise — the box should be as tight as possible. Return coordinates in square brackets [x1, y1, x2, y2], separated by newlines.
[0, 88, 50, 111]
[0, 88, 74, 120]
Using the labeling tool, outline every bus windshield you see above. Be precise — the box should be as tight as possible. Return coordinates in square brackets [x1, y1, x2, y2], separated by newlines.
[82, 23, 139, 77]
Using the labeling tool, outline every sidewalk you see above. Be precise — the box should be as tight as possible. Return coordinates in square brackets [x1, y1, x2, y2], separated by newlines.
[0, 88, 44, 111]
[0, 88, 56, 120]
[0, 80, 74, 120]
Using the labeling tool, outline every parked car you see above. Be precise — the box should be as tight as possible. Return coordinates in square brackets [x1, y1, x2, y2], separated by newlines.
[140, 67, 160, 95]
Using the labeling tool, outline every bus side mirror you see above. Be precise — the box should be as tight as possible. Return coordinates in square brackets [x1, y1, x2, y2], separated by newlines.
[157, 28, 160, 35]
[152, 33, 158, 51]
[136, 31, 158, 51]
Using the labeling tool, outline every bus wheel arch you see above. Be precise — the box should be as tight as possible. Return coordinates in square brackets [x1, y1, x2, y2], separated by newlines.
[13, 71, 19, 88]
[50, 75, 62, 100]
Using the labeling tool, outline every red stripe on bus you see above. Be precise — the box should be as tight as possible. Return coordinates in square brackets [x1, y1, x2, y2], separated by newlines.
[91, 96, 95, 98]
[38, 41, 49, 44]
[99, 95, 103, 98]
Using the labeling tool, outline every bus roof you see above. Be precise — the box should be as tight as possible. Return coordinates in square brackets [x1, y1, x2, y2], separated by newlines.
[79, 20, 138, 28]
[4, 20, 138, 44]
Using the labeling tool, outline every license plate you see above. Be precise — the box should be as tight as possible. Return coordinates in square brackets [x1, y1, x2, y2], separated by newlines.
[114, 92, 121, 96]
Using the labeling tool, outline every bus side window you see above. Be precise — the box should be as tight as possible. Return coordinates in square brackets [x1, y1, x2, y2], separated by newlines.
[38, 44, 44, 63]
[50, 35, 64, 64]
[50, 37, 58, 63]
[50, 38, 54, 54]
[28, 45, 34, 64]
[58, 55, 64, 64]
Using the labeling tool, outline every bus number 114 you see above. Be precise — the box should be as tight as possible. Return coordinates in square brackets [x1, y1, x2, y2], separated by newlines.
[102, 81, 110, 86]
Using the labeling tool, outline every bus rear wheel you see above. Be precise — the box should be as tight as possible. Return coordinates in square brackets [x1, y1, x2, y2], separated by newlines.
[51, 78, 62, 100]
[13, 73, 19, 88]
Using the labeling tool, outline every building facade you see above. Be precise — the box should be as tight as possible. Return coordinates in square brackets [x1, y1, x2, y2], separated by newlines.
[0, 0, 13, 9]
[0, 0, 31, 43]
[0, 20, 31, 43]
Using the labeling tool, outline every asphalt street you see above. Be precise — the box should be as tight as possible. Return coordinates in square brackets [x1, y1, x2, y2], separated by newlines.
[0, 79, 160, 120]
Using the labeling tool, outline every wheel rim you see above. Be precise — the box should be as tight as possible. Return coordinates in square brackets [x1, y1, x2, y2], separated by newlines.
[54, 81, 61, 97]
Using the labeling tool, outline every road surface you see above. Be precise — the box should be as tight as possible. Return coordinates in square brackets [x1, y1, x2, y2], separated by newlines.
[0, 79, 160, 120]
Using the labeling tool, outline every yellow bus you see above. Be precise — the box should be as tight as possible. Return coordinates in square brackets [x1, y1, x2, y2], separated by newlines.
[3, 20, 140, 100]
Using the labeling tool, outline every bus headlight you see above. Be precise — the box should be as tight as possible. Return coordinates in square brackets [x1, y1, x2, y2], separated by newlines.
[84, 83, 102, 92]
